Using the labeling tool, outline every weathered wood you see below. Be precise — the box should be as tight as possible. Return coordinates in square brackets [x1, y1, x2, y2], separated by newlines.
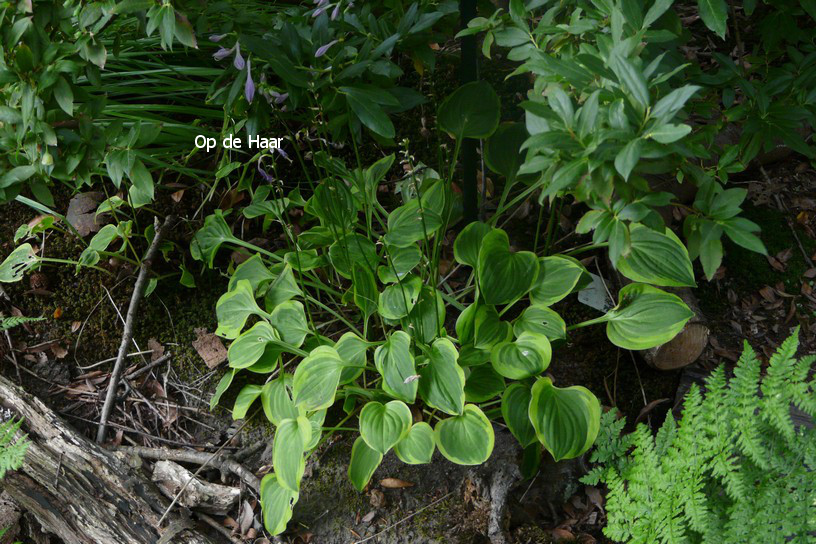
[152, 461, 239, 515]
[0, 374, 219, 544]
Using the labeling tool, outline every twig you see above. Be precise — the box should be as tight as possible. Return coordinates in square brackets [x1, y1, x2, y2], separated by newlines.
[96, 216, 176, 444]
[124, 353, 172, 381]
[3, 326, 21, 383]
[196, 512, 240, 543]
[353, 492, 453, 544]
[117, 446, 261, 492]
[77, 350, 155, 371]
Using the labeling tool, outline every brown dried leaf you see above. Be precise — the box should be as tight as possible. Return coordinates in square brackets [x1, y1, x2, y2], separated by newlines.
[369, 488, 386, 508]
[51, 344, 68, 359]
[147, 338, 165, 361]
[171, 190, 185, 203]
[192, 328, 227, 369]
[66, 192, 105, 236]
[380, 478, 414, 489]
[71, 321, 82, 333]
[361, 510, 377, 523]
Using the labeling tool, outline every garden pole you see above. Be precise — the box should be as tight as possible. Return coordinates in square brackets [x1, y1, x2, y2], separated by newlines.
[460, 0, 478, 223]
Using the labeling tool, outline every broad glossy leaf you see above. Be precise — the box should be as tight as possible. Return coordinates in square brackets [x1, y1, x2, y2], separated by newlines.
[264, 264, 303, 311]
[352, 263, 378, 319]
[438, 81, 500, 139]
[491, 332, 552, 380]
[228, 322, 281, 369]
[455, 303, 479, 345]
[336, 332, 371, 384]
[347, 92, 395, 138]
[374, 331, 417, 403]
[191, 211, 234, 267]
[464, 364, 505, 402]
[698, 0, 727, 38]
[210, 368, 236, 410]
[260, 474, 298, 535]
[418, 338, 465, 416]
[474, 305, 513, 350]
[616, 225, 696, 287]
[394, 422, 435, 465]
[216, 280, 268, 339]
[529, 378, 600, 461]
[233, 384, 263, 420]
[305, 409, 326, 451]
[604, 283, 694, 350]
[484, 123, 528, 179]
[453, 221, 493, 269]
[261, 377, 299, 424]
[348, 436, 383, 491]
[513, 305, 566, 341]
[384, 199, 443, 248]
[530, 256, 588, 306]
[378, 275, 422, 320]
[292, 346, 343, 411]
[478, 230, 538, 305]
[273, 416, 311, 491]
[434, 404, 495, 465]
[359, 400, 412, 454]
[401, 286, 446, 344]
[269, 301, 309, 347]
[502, 383, 537, 447]
[229, 254, 277, 294]
[378, 245, 422, 283]
[0, 244, 37, 283]
[329, 233, 378, 279]
[247, 343, 285, 374]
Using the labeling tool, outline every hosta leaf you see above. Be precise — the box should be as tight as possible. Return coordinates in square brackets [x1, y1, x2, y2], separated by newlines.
[378, 245, 422, 283]
[474, 305, 513, 350]
[478, 230, 538, 305]
[228, 322, 282, 369]
[616, 225, 696, 287]
[374, 331, 418, 403]
[305, 409, 326, 451]
[434, 404, 495, 465]
[273, 416, 311, 491]
[378, 275, 422, 320]
[352, 263, 378, 319]
[484, 123, 528, 180]
[394, 422, 435, 465]
[491, 332, 552, 380]
[269, 301, 309, 347]
[264, 264, 302, 311]
[247, 344, 283, 374]
[384, 199, 443, 248]
[359, 400, 412, 454]
[513, 305, 566, 341]
[530, 256, 588, 306]
[529, 377, 601, 461]
[336, 332, 371, 384]
[329, 233, 379, 279]
[401, 286, 445, 344]
[348, 436, 383, 491]
[0, 244, 37, 283]
[233, 384, 263, 420]
[418, 338, 465, 416]
[210, 369, 236, 410]
[216, 280, 268, 339]
[438, 81, 501, 139]
[228, 254, 277, 294]
[260, 474, 298, 536]
[604, 283, 694, 350]
[502, 383, 537, 447]
[464, 364, 505, 403]
[292, 346, 343, 411]
[261, 377, 299, 424]
[453, 221, 493, 269]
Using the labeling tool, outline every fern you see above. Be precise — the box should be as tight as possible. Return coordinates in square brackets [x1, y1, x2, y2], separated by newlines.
[583, 329, 816, 544]
[0, 417, 28, 480]
[0, 316, 44, 332]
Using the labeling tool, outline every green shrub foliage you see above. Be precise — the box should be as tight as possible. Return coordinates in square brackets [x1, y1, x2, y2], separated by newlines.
[583, 329, 816, 544]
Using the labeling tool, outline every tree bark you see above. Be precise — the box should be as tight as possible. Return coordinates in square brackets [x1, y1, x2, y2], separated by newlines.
[0, 374, 219, 544]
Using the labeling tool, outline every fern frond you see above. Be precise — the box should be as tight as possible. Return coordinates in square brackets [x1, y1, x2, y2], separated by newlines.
[0, 418, 28, 480]
[0, 316, 44, 332]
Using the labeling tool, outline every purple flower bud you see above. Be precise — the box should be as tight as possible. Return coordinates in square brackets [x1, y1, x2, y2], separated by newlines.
[257, 159, 275, 183]
[209, 34, 227, 42]
[331, 3, 341, 20]
[233, 43, 245, 70]
[275, 92, 289, 104]
[314, 0, 329, 5]
[312, 5, 328, 17]
[314, 39, 338, 58]
[274, 147, 290, 160]
[245, 59, 255, 104]
[213, 46, 233, 61]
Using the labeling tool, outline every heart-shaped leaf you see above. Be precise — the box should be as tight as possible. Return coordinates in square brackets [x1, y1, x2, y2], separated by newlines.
[359, 400, 412, 454]
[530, 256, 588, 306]
[529, 378, 600, 461]
[292, 346, 343, 411]
[374, 331, 417, 403]
[616, 224, 696, 287]
[384, 199, 443, 248]
[378, 244, 422, 283]
[438, 81, 501, 139]
[454, 221, 493, 269]
[394, 422, 435, 465]
[513, 305, 566, 341]
[501, 383, 537, 447]
[260, 474, 298, 536]
[273, 416, 311, 491]
[464, 364, 505, 403]
[0, 243, 37, 283]
[491, 331, 552, 380]
[269, 301, 309, 347]
[228, 322, 282, 369]
[261, 376, 299, 425]
[233, 384, 263, 420]
[485, 122, 528, 180]
[264, 264, 302, 311]
[478, 230, 538, 305]
[434, 404, 495, 465]
[228, 254, 279, 295]
[348, 436, 383, 492]
[191, 210, 235, 267]
[474, 305, 513, 350]
[401, 286, 445, 344]
[336, 332, 371, 384]
[604, 283, 694, 350]
[418, 338, 465, 416]
[378, 275, 422, 320]
[216, 280, 268, 340]
[329, 233, 379, 279]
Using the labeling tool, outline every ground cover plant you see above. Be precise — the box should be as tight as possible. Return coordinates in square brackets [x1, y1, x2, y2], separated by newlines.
[0, 0, 815, 542]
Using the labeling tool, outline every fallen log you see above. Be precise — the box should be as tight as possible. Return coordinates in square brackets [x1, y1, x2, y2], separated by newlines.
[0, 374, 220, 544]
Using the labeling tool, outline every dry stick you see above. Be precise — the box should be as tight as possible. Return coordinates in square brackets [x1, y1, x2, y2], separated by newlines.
[125, 353, 173, 381]
[96, 215, 176, 443]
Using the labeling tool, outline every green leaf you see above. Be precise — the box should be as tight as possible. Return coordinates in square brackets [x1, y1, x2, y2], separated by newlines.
[228, 322, 281, 369]
[78, 224, 121, 268]
[269, 301, 309, 347]
[352, 263, 378, 319]
[229, 254, 277, 294]
[650, 85, 700, 123]
[614, 139, 642, 181]
[491, 332, 552, 380]
[273, 416, 311, 491]
[260, 474, 298, 536]
[616, 225, 696, 287]
[401, 286, 446, 344]
[347, 92, 395, 138]
[513, 305, 566, 341]
[233, 384, 263, 420]
[379, 245, 422, 283]
[502, 383, 537, 447]
[438, 81, 501, 139]
[378, 275, 422, 320]
[0, 244, 36, 283]
[474, 305, 513, 351]
[210, 369, 236, 410]
[723, 219, 767, 255]
[359, 400, 412, 454]
[191, 211, 234, 267]
[112, 0, 153, 14]
[336, 332, 371, 384]
[54, 77, 73, 116]
[434, 404, 495, 465]
[394, 422, 435, 465]
[265, 264, 303, 311]
[384, 199, 443, 248]
[478, 230, 538, 305]
[453, 221, 493, 269]
[261, 377, 299, 425]
[348, 436, 383, 491]
[530, 256, 588, 306]
[464, 365, 505, 402]
[608, 52, 650, 112]
[329, 234, 378, 279]
[292, 346, 343, 411]
[604, 284, 694, 350]
[647, 123, 692, 144]
[529, 377, 600, 461]
[418, 338, 465, 416]
[484, 123, 528, 179]
[374, 331, 418, 403]
[128, 159, 154, 207]
[697, 0, 728, 38]
[216, 280, 267, 339]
